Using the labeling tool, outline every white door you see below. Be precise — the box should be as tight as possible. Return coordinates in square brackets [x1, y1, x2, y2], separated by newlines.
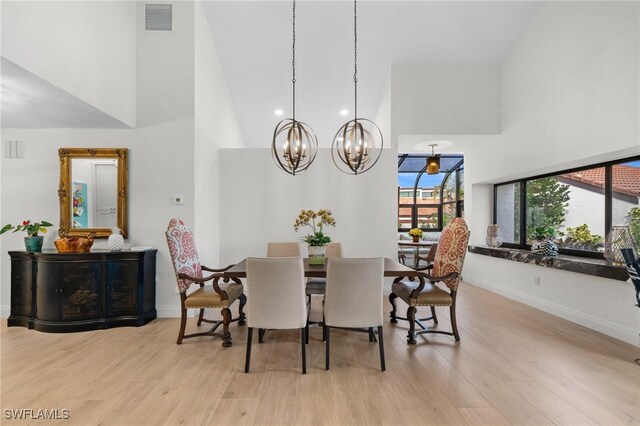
[94, 164, 117, 228]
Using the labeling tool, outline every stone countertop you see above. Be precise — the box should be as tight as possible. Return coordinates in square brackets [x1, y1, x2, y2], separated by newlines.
[468, 245, 630, 281]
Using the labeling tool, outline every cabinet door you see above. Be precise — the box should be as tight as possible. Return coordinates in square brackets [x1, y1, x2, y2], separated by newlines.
[11, 258, 33, 317]
[60, 262, 102, 321]
[35, 262, 63, 321]
[106, 259, 138, 317]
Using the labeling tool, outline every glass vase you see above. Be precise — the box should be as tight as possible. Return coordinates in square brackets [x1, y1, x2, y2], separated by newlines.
[604, 226, 637, 266]
[308, 245, 325, 265]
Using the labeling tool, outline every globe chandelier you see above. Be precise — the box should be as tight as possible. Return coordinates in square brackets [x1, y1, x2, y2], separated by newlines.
[331, 0, 383, 175]
[272, 0, 318, 176]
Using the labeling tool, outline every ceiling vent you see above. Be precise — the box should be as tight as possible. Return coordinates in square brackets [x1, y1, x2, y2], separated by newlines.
[144, 4, 172, 31]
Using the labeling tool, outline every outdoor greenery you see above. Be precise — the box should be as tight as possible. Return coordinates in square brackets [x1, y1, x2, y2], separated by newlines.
[627, 207, 640, 247]
[526, 177, 570, 241]
[560, 224, 603, 251]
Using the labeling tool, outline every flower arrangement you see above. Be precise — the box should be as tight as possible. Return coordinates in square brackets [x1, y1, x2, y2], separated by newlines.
[293, 209, 336, 246]
[408, 228, 423, 238]
[1, 220, 53, 237]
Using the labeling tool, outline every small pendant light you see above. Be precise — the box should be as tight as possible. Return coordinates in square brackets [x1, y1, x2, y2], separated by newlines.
[331, 0, 383, 175]
[426, 144, 440, 175]
[272, 0, 318, 176]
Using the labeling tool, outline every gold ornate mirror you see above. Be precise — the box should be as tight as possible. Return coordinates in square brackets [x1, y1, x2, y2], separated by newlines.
[58, 148, 128, 238]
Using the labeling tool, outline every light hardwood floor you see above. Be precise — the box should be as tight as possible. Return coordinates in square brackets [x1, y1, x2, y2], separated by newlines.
[2, 282, 639, 426]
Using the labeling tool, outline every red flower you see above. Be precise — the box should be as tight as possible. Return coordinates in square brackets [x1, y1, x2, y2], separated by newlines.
[22, 220, 30, 226]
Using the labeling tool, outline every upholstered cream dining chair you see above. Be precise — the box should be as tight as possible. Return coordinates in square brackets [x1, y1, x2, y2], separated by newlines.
[389, 218, 470, 344]
[324, 257, 386, 371]
[165, 218, 246, 347]
[244, 257, 308, 374]
[266, 242, 303, 257]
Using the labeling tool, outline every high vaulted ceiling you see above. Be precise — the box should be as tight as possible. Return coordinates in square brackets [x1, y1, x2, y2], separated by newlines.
[0, 1, 542, 141]
[203, 1, 541, 148]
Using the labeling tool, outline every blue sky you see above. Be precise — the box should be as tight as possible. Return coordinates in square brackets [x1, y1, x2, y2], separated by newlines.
[398, 173, 444, 188]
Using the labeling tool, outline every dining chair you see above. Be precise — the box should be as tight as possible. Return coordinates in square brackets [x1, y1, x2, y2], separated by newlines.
[165, 218, 246, 347]
[244, 257, 308, 374]
[389, 218, 470, 344]
[324, 257, 386, 371]
[267, 242, 303, 257]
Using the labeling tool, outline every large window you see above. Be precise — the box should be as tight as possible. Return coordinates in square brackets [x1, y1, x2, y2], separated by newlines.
[494, 156, 640, 257]
[398, 155, 464, 232]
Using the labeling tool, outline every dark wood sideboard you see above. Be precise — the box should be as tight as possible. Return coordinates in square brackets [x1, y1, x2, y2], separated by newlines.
[8, 249, 157, 333]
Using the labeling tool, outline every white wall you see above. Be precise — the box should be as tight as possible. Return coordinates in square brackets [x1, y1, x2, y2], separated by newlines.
[0, 1, 196, 318]
[1, 1, 137, 127]
[390, 63, 500, 143]
[219, 149, 398, 274]
[193, 1, 244, 267]
[464, 1, 640, 344]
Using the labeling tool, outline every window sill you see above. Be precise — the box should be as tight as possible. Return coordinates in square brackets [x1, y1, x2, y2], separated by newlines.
[467, 246, 629, 281]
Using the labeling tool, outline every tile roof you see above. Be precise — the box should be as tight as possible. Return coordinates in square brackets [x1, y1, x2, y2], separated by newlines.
[561, 165, 640, 197]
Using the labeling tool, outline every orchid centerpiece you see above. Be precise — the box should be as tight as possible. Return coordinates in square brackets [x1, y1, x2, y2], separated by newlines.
[293, 209, 336, 247]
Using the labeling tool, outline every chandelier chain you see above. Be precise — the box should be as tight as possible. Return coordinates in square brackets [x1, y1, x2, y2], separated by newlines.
[353, 0, 358, 118]
[292, 0, 296, 119]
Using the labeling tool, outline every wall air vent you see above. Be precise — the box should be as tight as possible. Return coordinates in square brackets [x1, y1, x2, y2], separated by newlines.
[144, 4, 172, 31]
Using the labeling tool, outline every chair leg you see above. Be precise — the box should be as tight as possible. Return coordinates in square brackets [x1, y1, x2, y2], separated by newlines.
[325, 326, 331, 371]
[430, 306, 438, 324]
[238, 294, 247, 326]
[301, 327, 307, 374]
[378, 325, 386, 372]
[322, 313, 327, 342]
[197, 308, 205, 326]
[407, 306, 417, 345]
[177, 307, 187, 345]
[245, 327, 253, 373]
[305, 296, 311, 344]
[221, 308, 232, 348]
[389, 293, 398, 323]
[258, 328, 265, 343]
[450, 305, 460, 341]
[368, 327, 374, 342]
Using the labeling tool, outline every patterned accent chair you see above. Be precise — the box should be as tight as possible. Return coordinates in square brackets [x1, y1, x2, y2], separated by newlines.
[165, 218, 246, 347]
[389, 218, 470, 344]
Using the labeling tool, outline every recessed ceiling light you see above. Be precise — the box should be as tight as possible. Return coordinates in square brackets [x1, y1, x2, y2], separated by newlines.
[340, 109, 349, 116]
[275, 109, 284, 116]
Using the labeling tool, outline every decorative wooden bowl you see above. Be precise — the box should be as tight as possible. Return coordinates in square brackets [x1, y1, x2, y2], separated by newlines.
[54, 237, 94, 253]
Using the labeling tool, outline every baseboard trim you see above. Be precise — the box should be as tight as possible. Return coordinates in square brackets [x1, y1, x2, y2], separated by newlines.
[156, 305, 181, 318]
[0, 305, 9, 319]
[464, 274, 638, 346]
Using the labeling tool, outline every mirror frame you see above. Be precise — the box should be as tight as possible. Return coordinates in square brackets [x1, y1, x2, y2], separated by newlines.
[58, 148, 128, 238]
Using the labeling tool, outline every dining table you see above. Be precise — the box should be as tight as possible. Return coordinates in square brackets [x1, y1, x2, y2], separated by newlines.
[397, 240, 434, 268]
[221, 257, 422, 279]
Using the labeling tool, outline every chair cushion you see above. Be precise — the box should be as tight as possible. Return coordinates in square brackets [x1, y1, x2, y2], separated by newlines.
[185, 283, 243, 308]
[391, 280, 452, 307]
[306, 278, 326, 295]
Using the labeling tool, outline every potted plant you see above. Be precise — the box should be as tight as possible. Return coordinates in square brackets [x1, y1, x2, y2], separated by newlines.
[408, 228, 423, 243]
[530, 226, 558, 256]
[293, 209, 336, 265]
[1, 220, 54, 252]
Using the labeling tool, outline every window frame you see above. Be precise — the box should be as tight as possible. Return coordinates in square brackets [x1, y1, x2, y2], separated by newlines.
[493, 155, 640, 259]
[398, 155, 464, 232]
